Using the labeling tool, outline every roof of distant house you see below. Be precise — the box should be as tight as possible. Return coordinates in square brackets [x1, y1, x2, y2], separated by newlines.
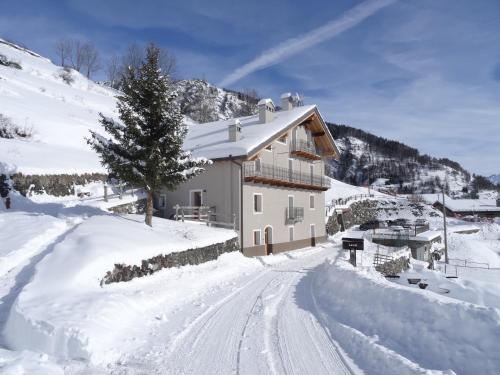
[422, 194, 499, 212]
[183, 104, 340, 160]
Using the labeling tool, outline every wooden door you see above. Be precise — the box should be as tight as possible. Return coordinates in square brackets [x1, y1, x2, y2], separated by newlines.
[265, 227, 273, 255]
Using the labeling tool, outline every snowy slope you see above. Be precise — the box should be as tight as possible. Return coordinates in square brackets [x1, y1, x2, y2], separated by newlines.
[0, 38, 118, 175]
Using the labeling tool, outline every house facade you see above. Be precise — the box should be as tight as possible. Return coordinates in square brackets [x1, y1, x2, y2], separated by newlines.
[155, 93, 340, 256]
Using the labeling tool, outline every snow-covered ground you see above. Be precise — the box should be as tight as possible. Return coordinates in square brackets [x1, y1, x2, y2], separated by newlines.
[0, 39, 118, 175]
[0, 145, 498, 374]
[1, 188, 500, 373]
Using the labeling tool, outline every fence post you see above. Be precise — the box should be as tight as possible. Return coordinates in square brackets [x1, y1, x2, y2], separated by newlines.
[207, 210, 211, 226]
[232, 213, 236, 231]
[104, 183, 108, 202]
[174, 204, 179, 220]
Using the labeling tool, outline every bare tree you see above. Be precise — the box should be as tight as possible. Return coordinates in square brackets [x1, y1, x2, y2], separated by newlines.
[120, 43, 176, 78]
[106, 53, 120, 89]
[237, 88, 259, 116]
[55, 39, 72, 67]
[121, 43, 144, 74]
[81, 42, 100, 78]
[69, 40, 85, 72]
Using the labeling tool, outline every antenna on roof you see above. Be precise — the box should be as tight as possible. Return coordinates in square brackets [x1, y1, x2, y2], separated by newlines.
[293, 93, 303, 107]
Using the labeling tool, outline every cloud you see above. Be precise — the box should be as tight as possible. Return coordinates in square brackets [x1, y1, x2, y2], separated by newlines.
[218, 0, 397, 87]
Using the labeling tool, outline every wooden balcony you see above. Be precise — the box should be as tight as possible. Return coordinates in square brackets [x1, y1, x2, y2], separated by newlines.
[243, 161, 330, 191]
[290, 140, 322, 160]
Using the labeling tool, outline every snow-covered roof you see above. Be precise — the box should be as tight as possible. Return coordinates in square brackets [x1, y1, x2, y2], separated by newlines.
[423, 194, 500, 212]
[257, 98, 274, 106]
[184, 105, 336, 160]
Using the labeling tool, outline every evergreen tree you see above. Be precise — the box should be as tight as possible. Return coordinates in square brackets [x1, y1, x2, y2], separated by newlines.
[88, 44, 210, 226]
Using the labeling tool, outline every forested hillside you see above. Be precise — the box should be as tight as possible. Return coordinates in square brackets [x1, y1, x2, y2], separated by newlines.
[326, 123, 474, 194]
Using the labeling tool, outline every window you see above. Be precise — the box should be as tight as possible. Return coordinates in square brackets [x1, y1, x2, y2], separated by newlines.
[159, 194, 166, 208]
[289, 226, 294, 242]
[253, 193, 263, 213]
[278, 134, 287, 144]
[253, 230, 261, 246]
[309, 194, 315, 209]
[265, 144, 272, 151]
[310, 224, 316, 238]
[288, 195, 294, 219]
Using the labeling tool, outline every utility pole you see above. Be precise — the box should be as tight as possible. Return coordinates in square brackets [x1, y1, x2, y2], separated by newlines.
[441, 190, 449, 264]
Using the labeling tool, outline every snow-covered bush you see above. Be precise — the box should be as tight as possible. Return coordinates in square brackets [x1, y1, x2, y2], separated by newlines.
[0, 114, 32, 139]
[0, 53, 22, 69]
[59, 66, 74, 85]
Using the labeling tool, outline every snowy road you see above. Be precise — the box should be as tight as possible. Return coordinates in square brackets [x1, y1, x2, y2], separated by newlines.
[110, 246, 355, 375]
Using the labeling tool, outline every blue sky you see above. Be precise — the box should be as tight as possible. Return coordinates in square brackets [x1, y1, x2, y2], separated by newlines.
[1, 0, 499, 176]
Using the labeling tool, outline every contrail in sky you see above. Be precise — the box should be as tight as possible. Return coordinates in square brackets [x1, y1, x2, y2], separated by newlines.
[219, 0, 397, 87]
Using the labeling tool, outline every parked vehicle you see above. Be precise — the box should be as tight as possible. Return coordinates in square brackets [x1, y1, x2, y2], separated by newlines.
[415, 218, 428, 226]
[359, 220, 381, 231]
[388, 218, 411, 228]
[390, 225, 406, 232]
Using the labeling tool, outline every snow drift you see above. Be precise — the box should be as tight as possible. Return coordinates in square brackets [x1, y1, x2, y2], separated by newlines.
[3, 214, 238, 364]
[312, 260, 500, 374]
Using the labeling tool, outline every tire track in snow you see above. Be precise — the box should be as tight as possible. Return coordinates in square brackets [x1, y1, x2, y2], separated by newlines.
[0, 218, 82, 347]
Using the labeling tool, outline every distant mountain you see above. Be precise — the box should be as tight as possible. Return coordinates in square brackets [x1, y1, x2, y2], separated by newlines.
[488, 174, 500, 184]
[174, 79, 257, 123]
[326, 123, 472, 195]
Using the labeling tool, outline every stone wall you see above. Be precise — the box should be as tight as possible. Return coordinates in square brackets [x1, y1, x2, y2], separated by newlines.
[326, 200, 378, 235]
[375, 254, 411, 276]
[108, 198, 146, 215]
[11, 173, 107, 196]
[102, 236, 239, 285]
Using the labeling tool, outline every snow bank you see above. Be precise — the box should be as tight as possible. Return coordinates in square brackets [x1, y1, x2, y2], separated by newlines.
[0, 348, 65, 375]
[313, 260, 500, 374]
[0, 212, 69, 275]
[4, 214, 239, 364]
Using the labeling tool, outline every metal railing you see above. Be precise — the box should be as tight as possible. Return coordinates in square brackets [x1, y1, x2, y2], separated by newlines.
[285, 207, 304, 224]
[173, 204, 236, 230]
[242, 161, 330, 189]
[326, 193, 375, 216]
[373, 253, 395, 267]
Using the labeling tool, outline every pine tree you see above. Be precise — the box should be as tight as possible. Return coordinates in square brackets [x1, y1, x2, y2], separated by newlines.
[88, 44, 210, 226]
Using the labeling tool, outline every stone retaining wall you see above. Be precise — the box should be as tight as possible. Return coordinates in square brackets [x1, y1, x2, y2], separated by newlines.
[326, 200, 378, 235]
[10, 173, 107, 196]
[108, 198, 146, 214]
[102, 236, 239, 285]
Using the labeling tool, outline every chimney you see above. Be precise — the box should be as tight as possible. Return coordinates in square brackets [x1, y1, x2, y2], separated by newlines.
[280, 92, 293, 111]
[258, 98, 275, 123]
[228, 119, 241, 142]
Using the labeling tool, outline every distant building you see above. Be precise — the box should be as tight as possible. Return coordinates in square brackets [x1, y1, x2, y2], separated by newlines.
[155, 94, 340, 256]
[424, 194, 500, 219]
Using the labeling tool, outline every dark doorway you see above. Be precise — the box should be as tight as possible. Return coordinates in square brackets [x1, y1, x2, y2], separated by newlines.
[265, 226, 273, 255]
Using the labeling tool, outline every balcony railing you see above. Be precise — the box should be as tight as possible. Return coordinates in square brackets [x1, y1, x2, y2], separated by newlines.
[291, 140, 322, 160]
[286, 207, 304, 224]
[243, 161, 330, 191]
